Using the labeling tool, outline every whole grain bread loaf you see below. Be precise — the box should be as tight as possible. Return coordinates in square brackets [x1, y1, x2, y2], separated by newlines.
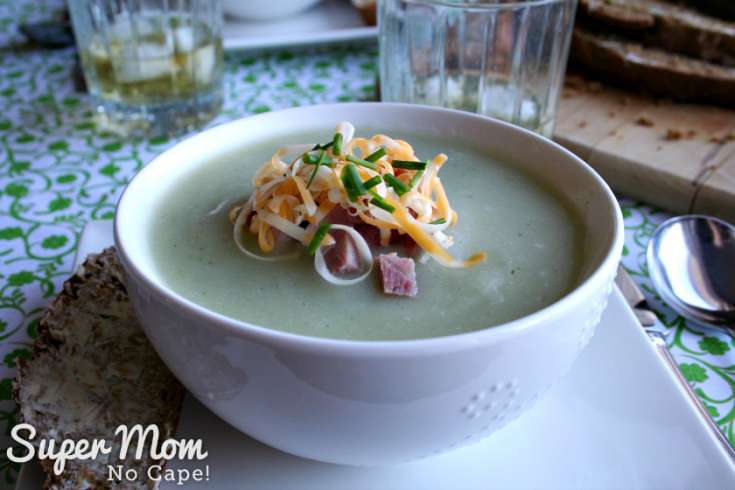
[578, 0, 735, 66]
[571, 28, 735, 106]
[13, 248, 184, 490]
[668, 0, 735, 22]
[579, 0, 656, 29]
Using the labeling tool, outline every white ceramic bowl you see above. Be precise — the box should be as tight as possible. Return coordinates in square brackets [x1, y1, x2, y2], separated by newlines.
[115, 103, 624, 466]
[223, 0, 321, 20]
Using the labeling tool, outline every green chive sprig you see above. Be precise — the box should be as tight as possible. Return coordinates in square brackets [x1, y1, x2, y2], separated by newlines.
[368, 191, 395, 213]
[430, 218, 447, 225]
[365, 147, 386, 163]
[392, 160, 427, 171]
[409, 169, 424, 188]
[307, 150, 327, 187]
[312, 141, 333, 151]
[303, 152, 333, 167]
[332, 133, 343, 156]
[383, 174, 410, 196]
[346, 164, 367, 196]
[363, 175, 382, 190]
[340, 167, 357, 201]
[341, 164, 367, 201]
[307, 222, 332, 255]
[346, 155, 378, 171]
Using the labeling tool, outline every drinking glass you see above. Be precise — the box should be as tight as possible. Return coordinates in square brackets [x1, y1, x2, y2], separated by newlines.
[379, 0, 577, 137]
[68, 0, 224, 136]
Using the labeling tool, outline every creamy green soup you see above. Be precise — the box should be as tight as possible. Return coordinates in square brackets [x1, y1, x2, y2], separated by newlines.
[148, 129, 583, 341]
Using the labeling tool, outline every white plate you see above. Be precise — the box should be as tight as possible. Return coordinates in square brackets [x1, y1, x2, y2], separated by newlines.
[223, 0, 377, 51]
[16, 221, 735, 489]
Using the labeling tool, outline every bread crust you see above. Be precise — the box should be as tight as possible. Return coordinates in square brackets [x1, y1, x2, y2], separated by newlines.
[571, 28, 735, 106]
[13, 248, 185, 490]
[578, 0, 735, 66]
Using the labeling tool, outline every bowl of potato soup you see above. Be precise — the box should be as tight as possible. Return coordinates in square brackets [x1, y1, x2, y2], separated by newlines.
[114, 103, 624, 465]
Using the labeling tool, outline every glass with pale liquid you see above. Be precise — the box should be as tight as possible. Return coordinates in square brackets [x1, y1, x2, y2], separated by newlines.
[379, 0, 577, 137]
[68, 0, 224, 136]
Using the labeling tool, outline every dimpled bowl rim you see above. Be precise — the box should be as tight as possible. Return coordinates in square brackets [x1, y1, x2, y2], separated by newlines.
[115, 102, 624, 357]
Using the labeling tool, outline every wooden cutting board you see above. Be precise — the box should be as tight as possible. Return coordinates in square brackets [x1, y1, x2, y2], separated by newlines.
[553, 76, 735, 223]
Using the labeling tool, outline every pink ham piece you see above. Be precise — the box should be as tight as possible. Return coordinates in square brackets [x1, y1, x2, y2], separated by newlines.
[324, 205, 362, 226]
[355, 223, 381, 248]
[326, 205, 421, 255]
[323, 230, 361, 276]
[391, 230, 421, 257]
[377, 253, 418, 298]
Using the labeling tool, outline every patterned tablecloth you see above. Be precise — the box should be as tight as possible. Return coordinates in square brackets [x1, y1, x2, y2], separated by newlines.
[1, 1, 734, 488]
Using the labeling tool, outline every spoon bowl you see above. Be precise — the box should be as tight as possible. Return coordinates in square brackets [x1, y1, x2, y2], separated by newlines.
[647, 215, 735, 330]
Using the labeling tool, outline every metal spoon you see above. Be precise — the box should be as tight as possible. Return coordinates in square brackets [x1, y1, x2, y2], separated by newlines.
[647, 215, 735, 333]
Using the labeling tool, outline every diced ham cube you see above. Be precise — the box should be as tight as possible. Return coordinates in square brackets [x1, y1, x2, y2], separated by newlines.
[325, 207, 420, 256]
[401, 236, 422, 257]
[355, 223, 381, 248]
[324, 230, 361, 276]
[377, 253, 418, 298]
[390, 230, 421, 257]
[325, 205, 362, 226]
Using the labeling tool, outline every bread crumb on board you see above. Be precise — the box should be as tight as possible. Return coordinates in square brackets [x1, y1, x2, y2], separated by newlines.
[635, 116, 655, 127]
[664, 129, 683, 141]
[709, 132, 735, 144]
[664, 129, 697, 141]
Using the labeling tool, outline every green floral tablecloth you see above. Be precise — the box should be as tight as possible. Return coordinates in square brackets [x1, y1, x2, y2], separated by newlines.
[0, 1, 733, 488]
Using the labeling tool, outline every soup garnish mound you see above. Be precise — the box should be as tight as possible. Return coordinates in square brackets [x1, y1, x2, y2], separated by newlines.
[229, 122, 487, 297]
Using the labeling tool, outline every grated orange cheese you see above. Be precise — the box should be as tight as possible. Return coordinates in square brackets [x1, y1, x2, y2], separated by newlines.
[232, 122, 486, 269]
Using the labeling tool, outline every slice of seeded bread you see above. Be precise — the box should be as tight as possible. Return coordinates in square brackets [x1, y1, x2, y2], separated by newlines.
[578, 0, 735, 66]
[667, 0, 735, 22]
[13, 248, 185, 490]
[571, 28, 735, 106]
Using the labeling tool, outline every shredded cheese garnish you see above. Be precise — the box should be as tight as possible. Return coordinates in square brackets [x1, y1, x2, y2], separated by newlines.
[231, 122, 487, 284]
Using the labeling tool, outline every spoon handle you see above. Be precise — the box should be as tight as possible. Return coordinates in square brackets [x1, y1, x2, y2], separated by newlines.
[615, 266, 658, 326]
[616, 267, 735, 458]
[648, 331, 735, 460]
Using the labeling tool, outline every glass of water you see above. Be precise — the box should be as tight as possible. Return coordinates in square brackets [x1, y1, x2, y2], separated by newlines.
[379, 0, 577, 137]
[68, 0, 224, 136]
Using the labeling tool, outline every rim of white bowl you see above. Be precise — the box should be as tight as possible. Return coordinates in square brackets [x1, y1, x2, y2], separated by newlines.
[115, 102, 624, 357]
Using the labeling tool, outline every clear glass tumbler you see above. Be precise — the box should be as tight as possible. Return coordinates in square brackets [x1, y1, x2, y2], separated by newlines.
[379, 0, 577, 137]
[68, 0, 224, 136]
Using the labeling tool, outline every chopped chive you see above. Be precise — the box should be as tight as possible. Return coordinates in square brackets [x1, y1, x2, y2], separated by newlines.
[383, 174, 410, 196]
[303, 152, 333, 167]
[392, 160, 427, 171]
[346, 154, 378, 171]
[307, 150, 326, 187]
[332, 132, 343, 156]
[363, 175, 382, 190]
[307, 222, 332, 255]
[365, 147, 386, 163]
[368, 191, 395, 213]
[409, 168, 425, 188]
[340, 166, 359, 201]
[341, 164, 366, 202]
[345, 163, 367, 199]
[312, 141, 333, 151]
[430, 218, 447, 225]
